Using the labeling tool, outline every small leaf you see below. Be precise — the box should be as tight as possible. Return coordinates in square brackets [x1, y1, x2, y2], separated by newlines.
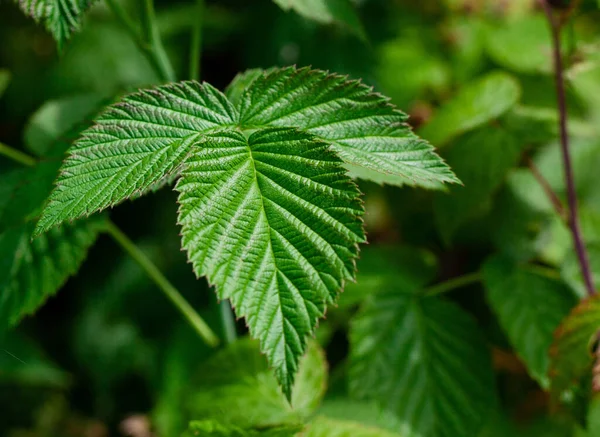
[186, 338, 327, 427]
[483, 256, 577, 386]
[237, 67, 459, 188]
[272, 0, 365, 40]
[34, 81, 237, 236]
[419, 72, 521, 146]
[16, 0, 98, 49]
[549, 295, 600, 405]
[434, 127, 522, 241]
[0, 69, 11, 98]
[184, 420, 302, 437]
[302, 416, 401, 437]
[349, 289, 496, 437]
[178, 128, 363, 399]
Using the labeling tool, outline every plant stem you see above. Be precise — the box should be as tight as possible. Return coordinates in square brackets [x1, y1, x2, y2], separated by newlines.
[540, 0, 595, 296]
[526, 155, 568, 223]
[0, 141, 36, 167]
[104, 220, 219, 347]
[219, 300, 237, 345]
[189, 0, 204, 81]
[105, 0, 175, 83]
[423, 272, 482, 297]
[140, 0, 176, 82]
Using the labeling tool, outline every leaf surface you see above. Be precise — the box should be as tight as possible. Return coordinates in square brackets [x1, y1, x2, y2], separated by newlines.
[0, 69, 10, 98]
[272, 0, 365, 39]
[349, 289, 495, 437]
[419, 72, 521, 146]
[178, 128, 363, 398]
[237, 67, 458, 188]
[483, 256, 576, 386]
[34, 81, 237, 236]
[302, 416, 401, 437]
[16, 0, 97, 48]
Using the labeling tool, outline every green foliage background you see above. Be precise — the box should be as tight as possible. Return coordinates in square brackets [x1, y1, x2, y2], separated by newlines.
[2, 0, 600, 436]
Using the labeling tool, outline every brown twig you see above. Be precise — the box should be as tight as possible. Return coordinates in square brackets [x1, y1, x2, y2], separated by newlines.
[538, 0, 595, 296]
[525, 156, 568, 223]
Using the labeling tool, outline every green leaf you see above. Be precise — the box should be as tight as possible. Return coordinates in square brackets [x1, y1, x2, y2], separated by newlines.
[0, 219, 104, 332]
[349, 289, 496, 437]
[419, 72, 521, 146]
[16, 0, 97, 49]
[178, 128, 362, 399]
[272, 0, 365, 40]
[434, 127, 522, 241]
[483, 256, 576, 386]
[0, 69, 10, 98]
[302, 416, 402, 437]
[24, 93, 108, 157]
[237, 67, 459, 188]
[561, 245, 600, 299]
[549, 295, 600, 405]
[34, 81, 238, 236]
[184, 420, 302, 437]
[317, 399, 404, 433]
[186, 338, 327, 426]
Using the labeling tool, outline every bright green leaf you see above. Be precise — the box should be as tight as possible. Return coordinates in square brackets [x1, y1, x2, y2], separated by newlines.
[178, 128, 362, 398]
[434, 127, 522, 241]
[186, 338, 327, 426]
[317, 399, 404, 433]
[483, 256, 576, 386]
[302, 416, 401, 437]
[349, 289, 495, 437]
[184, 420, 302, 437]
[549, 295, 600, 405]
[561, 245, 600, 299]
[238, 67, 459, 188]
[16, 0, 97, 49]
[419, 72, 521, 146]
[272, 0, 365, 40]
[34, 81, 238, 236]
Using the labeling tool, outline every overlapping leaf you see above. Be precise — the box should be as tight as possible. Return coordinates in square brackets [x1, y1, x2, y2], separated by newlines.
[178, 128, 363, 397]
[302, 416, 401, 437]
[184, 421, 302, 437]
[349, 289, 495, 437]
[236, 67, 458, 188]
[483, 256, 576, 386]
[16, 0, 97, 48]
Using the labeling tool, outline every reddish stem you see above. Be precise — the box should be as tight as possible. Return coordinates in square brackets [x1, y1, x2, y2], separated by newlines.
[539, 0, 595, 296]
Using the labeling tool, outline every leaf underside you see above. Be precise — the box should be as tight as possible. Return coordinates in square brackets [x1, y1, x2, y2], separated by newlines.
[17, 0, 97, 48]
[35, 66, 455, 395]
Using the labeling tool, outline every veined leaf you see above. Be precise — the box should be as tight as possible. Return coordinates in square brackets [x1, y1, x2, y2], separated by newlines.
[419, 72, 521, 146]
[302, 416, 401, 437]
[549, 295, 600, 404]
[349, 289, 495, 437]
[184, 420, 302, 437]
[34, 81, 237, 236]
[16, 0, 97, 49]
[178, 128, 363, 398]
[272, 0, 365, 40]
[237, 67, 458, 188]
[0, 218, 103, 332]
[483, 256, 576, 387]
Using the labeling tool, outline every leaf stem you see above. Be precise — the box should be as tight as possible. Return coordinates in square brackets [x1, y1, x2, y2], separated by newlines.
[219, 300, 237, 345]
[189, 0, 204, 81]
[423, 272, 482, 297]
[526, 155, 568, 223]
[105, 0, 175, 83]
[104, 219, 219, 347]
[539, 0, 595, 296]
[0, 141, 36, 167]
[140, 0, 176, 82]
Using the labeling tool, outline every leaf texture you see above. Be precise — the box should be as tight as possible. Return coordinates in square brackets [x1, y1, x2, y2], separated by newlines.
[302, 416, 401, 437]
[16, 0, 97, 48]
[185, 421, 301, 437]
[237, 67, 458, 188]
[483, 256, 576, 386]
[349, 290, 495, 437]
[34, 81, 237, 236]
[177, 128, 364, 398]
